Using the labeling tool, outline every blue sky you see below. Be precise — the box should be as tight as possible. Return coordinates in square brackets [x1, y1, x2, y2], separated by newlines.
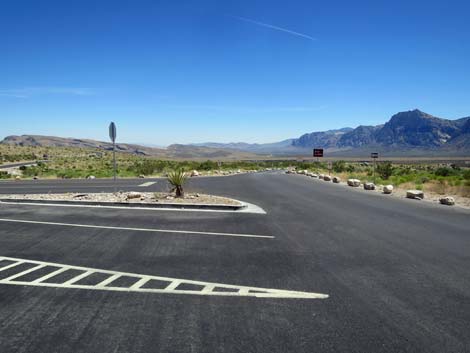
[1, 0, 469, 145]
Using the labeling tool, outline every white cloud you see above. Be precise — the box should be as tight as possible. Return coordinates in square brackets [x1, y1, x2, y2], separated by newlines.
[0, 87, 94, 98]
[231, 16, 316, 41]
[162, 104, 326, 113]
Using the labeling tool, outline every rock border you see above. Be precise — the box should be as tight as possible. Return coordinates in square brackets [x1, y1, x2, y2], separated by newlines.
[0, 198, 246, 211]
[287, 170, 470, 210]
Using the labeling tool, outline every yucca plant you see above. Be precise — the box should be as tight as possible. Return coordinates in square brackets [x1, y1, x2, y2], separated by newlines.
[167, 169, 188, 198]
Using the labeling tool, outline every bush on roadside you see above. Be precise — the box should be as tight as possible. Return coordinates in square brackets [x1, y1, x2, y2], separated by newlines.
[435, 167, 457, 177]
[332, 160, 346, 173]
[376, 162, 393, 180]
[167, 169, 188, 198]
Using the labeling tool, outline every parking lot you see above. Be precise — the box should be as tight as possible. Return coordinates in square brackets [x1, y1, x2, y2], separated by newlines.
[1, 172, 470, 353]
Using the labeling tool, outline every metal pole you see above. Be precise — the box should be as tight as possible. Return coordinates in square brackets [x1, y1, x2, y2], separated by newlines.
[113, 141, 116, 193]
[373, 158, 376, 184]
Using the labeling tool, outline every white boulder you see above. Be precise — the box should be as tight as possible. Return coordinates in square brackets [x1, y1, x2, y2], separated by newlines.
[87, 175, 96, 180]
[191, 170, 200, 177]
[383, 185, 394, 194]
[363, 182, 376, 190]
[323, 175, 332, 181]
[332, 176, 341, 183]
[406, 190, 424, 199]
[126, 192, 142, 200]
[439, 196, 455, 206]
[347, 179, 361, 187]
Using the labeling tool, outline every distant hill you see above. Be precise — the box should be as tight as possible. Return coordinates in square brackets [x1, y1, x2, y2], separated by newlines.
[0, 135, 261, 160]
[191, 139, 304, 155]
[292, 128, 353, 149]
[1, 135, 164, 156]
[3, 109, 470, 158]
[192, 109, 470, 156]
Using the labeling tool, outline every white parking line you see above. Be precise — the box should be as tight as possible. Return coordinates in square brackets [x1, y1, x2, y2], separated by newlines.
[0, 218, 274, 239]
[2, 264, 45, 281]
[63, 270, 93, 285]
[0, 256, 329, 299]
[0, 261, 24, 272]
[138, 182, 156, 187]
[96, 273, 121, 287]
[31, 267, 68, 283]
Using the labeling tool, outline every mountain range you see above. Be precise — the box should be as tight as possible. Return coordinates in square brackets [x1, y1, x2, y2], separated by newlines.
[2, 109, 470, 158]
[192, 109, 470, 156]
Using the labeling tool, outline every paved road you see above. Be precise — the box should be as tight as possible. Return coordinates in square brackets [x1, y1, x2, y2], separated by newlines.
[0, 173, 469, 353]
[0, 161, 47, 169]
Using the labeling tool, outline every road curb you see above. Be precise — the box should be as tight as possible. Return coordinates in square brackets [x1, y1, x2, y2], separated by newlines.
[0, 198, 247, 211]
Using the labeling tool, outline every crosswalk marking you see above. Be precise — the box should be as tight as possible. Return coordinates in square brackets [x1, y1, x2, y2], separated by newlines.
[0, 256, 329, 299]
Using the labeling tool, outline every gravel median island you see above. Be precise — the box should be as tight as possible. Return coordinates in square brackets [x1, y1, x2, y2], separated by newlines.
[0, 192, 243, 206]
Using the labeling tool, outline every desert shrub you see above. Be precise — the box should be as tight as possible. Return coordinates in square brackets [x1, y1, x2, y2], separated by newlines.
[167, 169, 188, 198]
[332, 160, 346, 173]
[463, 169, 470, 180]
[198, 160, 218, 171]
[435, 167, 456, 177]
[376, 162, 393, 180]
[417, 176, 430, 184]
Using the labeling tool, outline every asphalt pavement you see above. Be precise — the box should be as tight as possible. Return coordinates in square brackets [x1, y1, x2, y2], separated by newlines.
[0, 172, 469, 353]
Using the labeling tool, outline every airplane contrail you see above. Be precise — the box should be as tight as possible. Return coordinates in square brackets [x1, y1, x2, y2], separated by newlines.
[231, 15, 316, 41]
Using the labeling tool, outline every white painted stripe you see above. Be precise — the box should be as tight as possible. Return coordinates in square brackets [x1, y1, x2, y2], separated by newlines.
[96, 274, 121, 287]
[165, 280, 182, 291]
[238, 288, 249, 295]
[2, 264, 45, 281]
[0, 218, 274, 239]
[0, 256, 329, 299]
[32, 267, 69, 283]
[130, 276, 151, 289]
[0, 280, 328, 298]
[0, 200, 266, 214]
[63, 270, 94, 285]
[138, 182, 156, 187]
[0, 261, 24, 272]
[202, 284, 215, 293]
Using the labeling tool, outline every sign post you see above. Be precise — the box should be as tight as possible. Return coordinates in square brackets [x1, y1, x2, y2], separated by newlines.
[109, 122, 117, 192]
[371, 152, 379, 183]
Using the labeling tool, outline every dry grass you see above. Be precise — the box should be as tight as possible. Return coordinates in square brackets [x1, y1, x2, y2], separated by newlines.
[423, 181, 470, 198]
